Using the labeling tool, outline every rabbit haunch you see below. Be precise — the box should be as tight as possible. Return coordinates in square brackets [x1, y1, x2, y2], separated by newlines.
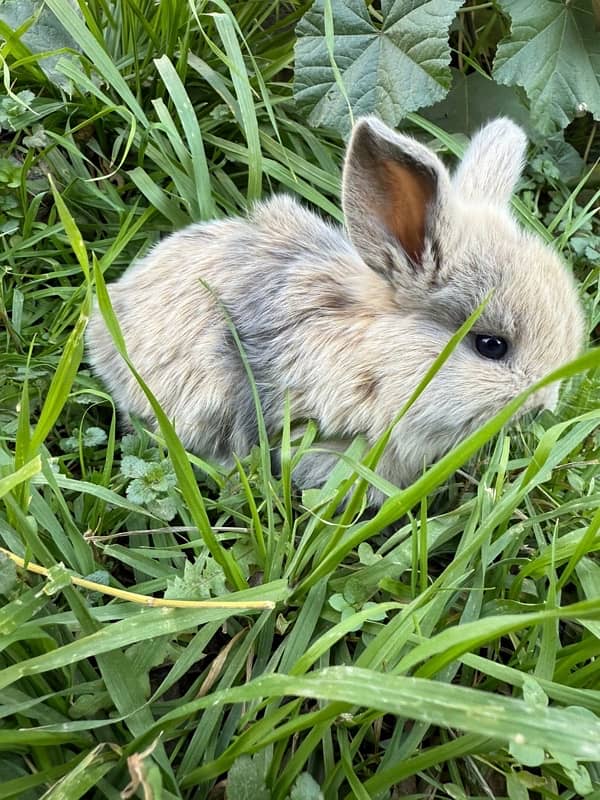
[87, 116, 585, 502]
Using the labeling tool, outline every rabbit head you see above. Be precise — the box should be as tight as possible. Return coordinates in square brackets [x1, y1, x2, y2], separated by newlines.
[340, 117, 585, 478]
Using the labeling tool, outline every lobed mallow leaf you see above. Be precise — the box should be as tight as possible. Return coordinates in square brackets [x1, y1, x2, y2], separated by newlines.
[226, 754, 270, 800]
[290, 773, 324, 800]
[294, 0, 463, 135]
[164, 556, 227, 601]
[0, 0, 81, 90]
[494, 0, 600, 134]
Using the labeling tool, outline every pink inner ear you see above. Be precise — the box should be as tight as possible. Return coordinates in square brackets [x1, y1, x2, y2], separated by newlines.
[379, 160, 435, 266]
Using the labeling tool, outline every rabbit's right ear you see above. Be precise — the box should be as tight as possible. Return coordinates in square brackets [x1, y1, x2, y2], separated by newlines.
[342, 117, 450, 280]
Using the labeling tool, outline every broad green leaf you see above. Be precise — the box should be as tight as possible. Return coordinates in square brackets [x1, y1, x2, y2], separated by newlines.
[290, 773, 324, 800]
[509, 738, 545, 768]
[226, 754, 270, 800]
[494, 0, 600, 134]
[164, 556, 226, 601]
[0, 0, 80, 90]
[423, 69, 532, 137]
[294, 0, 463, 134]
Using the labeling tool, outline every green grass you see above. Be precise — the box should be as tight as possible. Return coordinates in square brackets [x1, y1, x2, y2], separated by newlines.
[1, 1, 600, 798]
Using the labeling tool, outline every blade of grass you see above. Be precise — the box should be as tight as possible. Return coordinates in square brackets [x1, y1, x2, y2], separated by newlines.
[0, 581, 288, 692]
[128, 166, 189, 228]
[141, 666, 600, 783]
[211, 11, 262, 203]
[154, 54, 216, 220]
[44, 0, 147, 124]
[0, 457, 42, 500]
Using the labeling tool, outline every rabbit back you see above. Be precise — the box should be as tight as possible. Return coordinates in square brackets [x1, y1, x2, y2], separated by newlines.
[86, 196, 387, 461]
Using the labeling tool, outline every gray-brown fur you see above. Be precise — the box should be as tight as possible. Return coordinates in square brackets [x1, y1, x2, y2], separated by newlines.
[86, 116, 585, 504]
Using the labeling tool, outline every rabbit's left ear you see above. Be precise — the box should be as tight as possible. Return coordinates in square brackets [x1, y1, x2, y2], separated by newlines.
[452, 118, 528, 205]
[342, 116, 450, 275]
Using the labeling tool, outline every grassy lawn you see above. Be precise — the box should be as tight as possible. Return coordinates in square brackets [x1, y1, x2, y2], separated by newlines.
[1, 1, 600, 798]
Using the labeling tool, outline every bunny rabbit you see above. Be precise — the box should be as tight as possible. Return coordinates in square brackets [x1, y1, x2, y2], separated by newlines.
[86, 117, 585, 503]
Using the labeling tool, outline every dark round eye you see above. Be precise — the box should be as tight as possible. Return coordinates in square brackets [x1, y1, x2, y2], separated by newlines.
[475, 334, 508, 360]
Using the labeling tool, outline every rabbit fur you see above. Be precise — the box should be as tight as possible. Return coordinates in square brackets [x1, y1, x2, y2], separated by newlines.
[86, 116, 585, 503]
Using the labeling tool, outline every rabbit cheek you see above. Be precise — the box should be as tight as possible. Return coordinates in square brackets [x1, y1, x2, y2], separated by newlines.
[425, 358, 518, 442]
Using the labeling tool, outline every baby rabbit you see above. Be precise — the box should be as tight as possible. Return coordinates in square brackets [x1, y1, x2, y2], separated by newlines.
[86, 117, 584, 502]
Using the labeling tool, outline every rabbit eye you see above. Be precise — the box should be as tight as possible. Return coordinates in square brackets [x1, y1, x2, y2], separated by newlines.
[475, 334, 508, 360]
